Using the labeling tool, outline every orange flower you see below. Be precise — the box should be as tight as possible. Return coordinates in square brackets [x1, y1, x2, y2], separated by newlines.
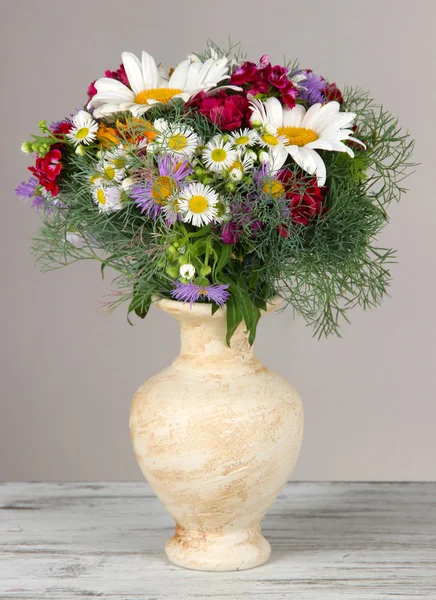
[97, 123, 120, 147]
[116, 118, 158, 145]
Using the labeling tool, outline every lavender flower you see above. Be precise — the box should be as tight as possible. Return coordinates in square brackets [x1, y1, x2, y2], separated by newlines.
[132, 154, 193, 221]
[14, 177, 44, 209]
[293, 69, 327, 105]
[171, 282, 230, 308]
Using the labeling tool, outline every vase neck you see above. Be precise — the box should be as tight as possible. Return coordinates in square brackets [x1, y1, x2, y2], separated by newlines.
[155, 299, 256, 368]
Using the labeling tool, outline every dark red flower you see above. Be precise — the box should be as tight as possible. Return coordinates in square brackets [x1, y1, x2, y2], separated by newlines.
[28, 149, 63, 197]
[188, 91, 250, 131]
[324, 82, 344, 104]
[230, 61, 258, 85]
[220, 221, 241, 244]
[51, 121, 73, 136]
[276, 170, 328, 231]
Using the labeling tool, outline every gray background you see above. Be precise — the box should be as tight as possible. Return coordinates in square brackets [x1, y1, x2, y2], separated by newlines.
[1, 0, 434, 481]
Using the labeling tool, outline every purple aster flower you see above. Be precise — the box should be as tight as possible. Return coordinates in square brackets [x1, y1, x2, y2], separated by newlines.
[14, 176, 44, 209]
[293, 69, 327, 105]
[132, 154, 193, 220]
[171, 282, 230, 308]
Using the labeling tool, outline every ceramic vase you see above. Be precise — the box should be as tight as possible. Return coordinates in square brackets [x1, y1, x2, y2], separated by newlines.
[129, 297, 303, 571]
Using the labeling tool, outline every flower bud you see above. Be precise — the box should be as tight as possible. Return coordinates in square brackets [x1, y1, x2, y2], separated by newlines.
[75, 145, 86, 156]
[21, 142, 33, 154]
[38, 120, 49, 132]
[258, 151, 271, 165]
[225, 182, 236, 192]
[229, 168, 243, 181]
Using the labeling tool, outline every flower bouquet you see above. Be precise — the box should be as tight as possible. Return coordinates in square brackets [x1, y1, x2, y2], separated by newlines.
[15, 43, 415, 571]
[16, 43, 413, 343]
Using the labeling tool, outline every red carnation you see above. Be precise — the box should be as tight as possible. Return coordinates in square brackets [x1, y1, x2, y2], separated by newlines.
[277, 170, 328, 232]
[230, 55, 297, 109]
[188, 91, 250, 131]
[28, 148, 63, 197]
[324, 82, 344, 105]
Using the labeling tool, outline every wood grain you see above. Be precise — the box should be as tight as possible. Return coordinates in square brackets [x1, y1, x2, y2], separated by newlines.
[0, 482, 435, 599]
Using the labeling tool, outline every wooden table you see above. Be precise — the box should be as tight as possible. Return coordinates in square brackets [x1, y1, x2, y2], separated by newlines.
[1, 482, 435, 599]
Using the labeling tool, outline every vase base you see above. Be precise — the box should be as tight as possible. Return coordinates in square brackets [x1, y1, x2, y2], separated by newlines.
[165, 525, 271, 572]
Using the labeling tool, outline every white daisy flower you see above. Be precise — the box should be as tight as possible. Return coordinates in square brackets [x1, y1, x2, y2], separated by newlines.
[88, 50, 230, 118]
[179, 182, 218, 227]
[229, 128, 260, 148]
[92, 184, 123, 213]
[179, 263, 195, 280]
[152, 124, 199, 158]
[97, 146, 128, 183]
[249, 97, 365, 185]
[229, 168, 243, 181]
[67, 110, 98, 146]
[202, 138, 237, 173]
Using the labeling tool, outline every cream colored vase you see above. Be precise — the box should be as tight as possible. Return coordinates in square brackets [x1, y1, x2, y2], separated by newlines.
[130, 297, 303, 571]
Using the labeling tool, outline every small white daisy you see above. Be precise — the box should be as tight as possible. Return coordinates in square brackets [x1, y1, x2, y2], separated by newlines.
[229, 128, 260, 149]
[179, 182, 218, 227]
[97, 146, 128, 183]
[152, 124, 199, 158]
[202, 138, 237, 173]
[67, 110, 98, 146]
[179, 263, 195, 280]
[92, 184, 123, 213]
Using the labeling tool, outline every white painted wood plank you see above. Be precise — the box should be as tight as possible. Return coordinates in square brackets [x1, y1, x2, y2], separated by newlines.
[0, 482, 435, 599]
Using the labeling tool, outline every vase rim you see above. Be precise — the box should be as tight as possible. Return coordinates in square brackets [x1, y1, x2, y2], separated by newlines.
[152, 295, 283, 317]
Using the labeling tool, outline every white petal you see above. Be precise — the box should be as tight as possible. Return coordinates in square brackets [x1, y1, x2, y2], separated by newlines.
[269, 145, 288, 170]
[286, 146, 317, 175]
[122, 52, 144, 95]
[282, 104, 305, 127]
[265, 97, 284, 128]
[169, 59, 191, 90]
[305, 139, 334, 151]
[141, 51, 159, 89]
[301, 103, 322, 129]
[310, 150, 327, 186]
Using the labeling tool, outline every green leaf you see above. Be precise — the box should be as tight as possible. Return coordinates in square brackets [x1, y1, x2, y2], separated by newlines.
[127, 293, 151, 325]
[226, 295, 243, 347]
[213, 243, 233, 277]
[211, 303, 220, 315]
[248, 306, 261, 346]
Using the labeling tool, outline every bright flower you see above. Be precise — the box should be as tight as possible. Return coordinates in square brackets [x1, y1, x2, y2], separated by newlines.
[92, 184, 123, 213]
[230, 55, 298, 108]
[229, 128, 259, 148]
[97, 146, 128, 183]
[97, 123, 120, 147]
[14, 176, 44, 209]
[249, 97, 364, 185]
[152, 121, 199, 159]
[171, 281, 230, 307]
[131, 154, 192, 220]
[28, 148, 63, 196]
[179, 263, 195, 280]
[66, 111, 98, 147]
[88, 51, 230, 118]
[202, 138, 237, 172]
[188, 90, 250, 131]
[179, 182, 218, 227]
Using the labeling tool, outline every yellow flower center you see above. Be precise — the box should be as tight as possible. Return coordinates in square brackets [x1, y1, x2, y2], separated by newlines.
[151, 176, 177, 204]
[188, 195, 208, 214]
[277, 126, 318, 147]
[261, 133, 279, 146]
[211, 148, 227, 162]
[96, 189, 106, 205]
[76, 127, 89, 140]
[235, 135, 250, 145]
[230, 160, 243, 171]
[104, 166, 116, 180]
[134, 88, 183, 105]
[168, 134, 188, 151]
[262, 179, 285, 198]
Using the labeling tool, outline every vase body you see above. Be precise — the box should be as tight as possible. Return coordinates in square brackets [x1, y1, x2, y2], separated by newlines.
[130, 298, 303, 571]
